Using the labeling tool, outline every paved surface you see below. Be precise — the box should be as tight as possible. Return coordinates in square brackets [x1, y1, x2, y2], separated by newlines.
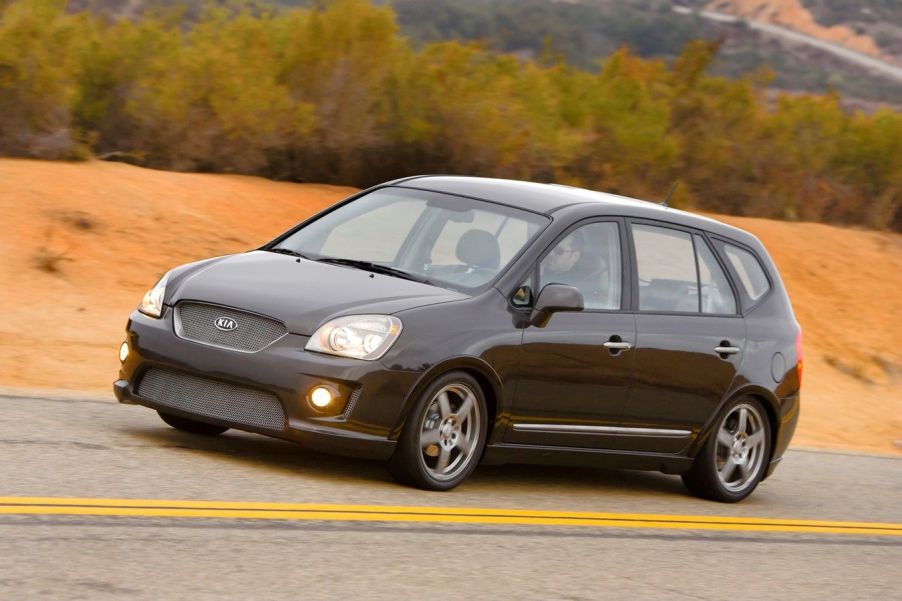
[2, 394, 900, 600]
[672, 5, 902, 83]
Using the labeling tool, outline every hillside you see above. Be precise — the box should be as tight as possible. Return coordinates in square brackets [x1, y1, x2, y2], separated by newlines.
[798, 0, 902, 59]
[390, 0, 902, 104]
[707, 0, 888, 59]
[0, 159, 898, 454]
[7, 0, 898, 232]
[64, 0, 902, 105]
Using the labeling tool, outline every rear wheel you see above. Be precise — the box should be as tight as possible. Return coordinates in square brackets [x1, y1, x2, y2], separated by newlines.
[682, 398, 771, 502]
[157, 410, 229, 436]
[389, 372, 487, 491]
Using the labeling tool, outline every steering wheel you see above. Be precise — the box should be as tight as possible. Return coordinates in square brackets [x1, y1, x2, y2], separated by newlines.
[570, 266, 611, 307]
[459, 265, 496, 285]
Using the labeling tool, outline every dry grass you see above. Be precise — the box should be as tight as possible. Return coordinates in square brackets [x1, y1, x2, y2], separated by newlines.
[57, 210, 98, 231]
[32, 247, 71, 273]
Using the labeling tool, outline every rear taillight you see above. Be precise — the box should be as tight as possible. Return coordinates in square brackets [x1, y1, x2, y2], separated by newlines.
[795, 328, 803, 389]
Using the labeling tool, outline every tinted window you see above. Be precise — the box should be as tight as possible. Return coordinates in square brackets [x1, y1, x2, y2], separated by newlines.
[540, 222, 622, 310]
[633, 224, 698, 312]
[724, 244, 770, 301]
[695, 235, 736, 314]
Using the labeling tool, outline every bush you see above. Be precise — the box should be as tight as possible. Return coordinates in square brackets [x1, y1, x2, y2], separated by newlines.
[0, 0, 898, 229]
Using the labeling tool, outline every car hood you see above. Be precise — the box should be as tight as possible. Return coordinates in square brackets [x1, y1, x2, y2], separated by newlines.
[166, 251, 467, 335]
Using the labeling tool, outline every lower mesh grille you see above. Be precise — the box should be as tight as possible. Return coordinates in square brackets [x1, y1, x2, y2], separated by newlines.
[137, 368, 285, 431]
[342, 387, 362, 420]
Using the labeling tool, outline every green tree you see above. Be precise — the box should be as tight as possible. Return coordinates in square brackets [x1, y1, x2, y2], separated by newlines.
[0, 0, 83, 158]
[0, 0, 898, 230]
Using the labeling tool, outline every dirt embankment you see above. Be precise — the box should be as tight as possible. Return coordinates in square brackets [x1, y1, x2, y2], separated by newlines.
[0, 158, 898, 454]
[707, 0, 885, 59]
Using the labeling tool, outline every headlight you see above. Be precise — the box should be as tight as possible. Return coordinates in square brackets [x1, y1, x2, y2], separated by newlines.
[306, 315, 402, 360]
[138, 272, 170, 318]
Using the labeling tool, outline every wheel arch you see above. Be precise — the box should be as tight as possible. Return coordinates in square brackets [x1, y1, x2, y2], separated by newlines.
[689, 384, 781, 462]
[390, 356, 503, 441]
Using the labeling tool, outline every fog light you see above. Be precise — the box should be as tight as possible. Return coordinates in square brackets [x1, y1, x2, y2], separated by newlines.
[119, 341, 129, 363]
[309, 385, 334, 409]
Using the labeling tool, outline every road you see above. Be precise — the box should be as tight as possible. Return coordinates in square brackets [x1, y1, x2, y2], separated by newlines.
[672, 5, 902, 83]
[1, 393, 900, 600]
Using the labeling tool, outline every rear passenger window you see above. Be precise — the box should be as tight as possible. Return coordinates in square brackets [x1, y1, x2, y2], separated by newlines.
[695, 235, 736, 314]
[723, 244, 770, 301]
[632, 224, 698, 312]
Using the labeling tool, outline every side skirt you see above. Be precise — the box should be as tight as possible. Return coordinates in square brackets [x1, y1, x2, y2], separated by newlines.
[481, 443, 693, 475]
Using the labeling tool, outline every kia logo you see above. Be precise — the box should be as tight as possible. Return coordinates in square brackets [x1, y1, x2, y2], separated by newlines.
[214, 317, 238, 332]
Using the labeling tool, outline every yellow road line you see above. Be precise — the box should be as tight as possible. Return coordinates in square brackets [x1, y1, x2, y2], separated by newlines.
[0, 497, 899, 536]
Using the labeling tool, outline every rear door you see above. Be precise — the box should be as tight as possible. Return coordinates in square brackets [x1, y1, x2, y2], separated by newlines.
[620, 221, 745, 453]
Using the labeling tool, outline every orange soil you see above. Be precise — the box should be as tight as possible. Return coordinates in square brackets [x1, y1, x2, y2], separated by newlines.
[707, 0, 885, 59]
[0, 158, 899, 454]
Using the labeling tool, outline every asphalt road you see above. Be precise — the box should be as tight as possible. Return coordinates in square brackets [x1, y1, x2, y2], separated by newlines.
[672, 6, 902, 83]
[1, 393, 900, 600]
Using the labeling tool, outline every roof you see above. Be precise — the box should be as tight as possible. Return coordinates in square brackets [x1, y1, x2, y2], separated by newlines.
[395, 175, 625, 214]
[393, 175, 756, 244]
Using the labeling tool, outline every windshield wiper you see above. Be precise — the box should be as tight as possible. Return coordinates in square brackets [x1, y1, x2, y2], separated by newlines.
[318, 258, 431, 285]
[266, 247, 313, 260]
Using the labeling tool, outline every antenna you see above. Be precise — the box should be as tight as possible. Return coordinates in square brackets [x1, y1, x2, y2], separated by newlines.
[660, 181, 679, 207]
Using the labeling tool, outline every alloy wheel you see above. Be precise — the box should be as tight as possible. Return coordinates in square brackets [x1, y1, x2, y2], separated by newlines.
[417, 383, 481, 482]
[715, 403, 767, 493]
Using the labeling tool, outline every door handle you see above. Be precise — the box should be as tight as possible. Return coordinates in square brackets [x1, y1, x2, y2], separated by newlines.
[604, 341, 632, 351]
[714, 346, 740, 355]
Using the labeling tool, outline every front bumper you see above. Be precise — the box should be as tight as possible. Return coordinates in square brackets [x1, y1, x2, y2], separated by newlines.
[115, 307, 422, 460]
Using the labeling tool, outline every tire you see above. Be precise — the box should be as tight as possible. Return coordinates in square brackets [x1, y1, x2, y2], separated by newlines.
[157, 410, 229, 436]
[682, 397, 772, 502]
[388, 371, 488, 491]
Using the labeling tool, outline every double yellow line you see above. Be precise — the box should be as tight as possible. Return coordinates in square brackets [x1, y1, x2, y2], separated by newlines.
[1, 497, 899, 536]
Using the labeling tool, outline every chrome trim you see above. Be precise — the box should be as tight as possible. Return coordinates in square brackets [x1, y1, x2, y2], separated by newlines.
[715, 346, 741, 355]
[603, 341, 632, 350]
[342, 387, 362, 421]
[172, 302, 288, 354]
[512, 423, 692, 437]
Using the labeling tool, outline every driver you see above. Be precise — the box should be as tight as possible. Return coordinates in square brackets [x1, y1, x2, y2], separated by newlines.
[542, 229, 609, 306]
[544, 230, 585, 278]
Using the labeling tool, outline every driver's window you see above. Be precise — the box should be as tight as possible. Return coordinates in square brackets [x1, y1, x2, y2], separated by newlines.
[539, 222, 622, 310]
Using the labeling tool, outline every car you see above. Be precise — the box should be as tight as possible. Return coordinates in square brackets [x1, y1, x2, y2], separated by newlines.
[114, 175, 801, 502]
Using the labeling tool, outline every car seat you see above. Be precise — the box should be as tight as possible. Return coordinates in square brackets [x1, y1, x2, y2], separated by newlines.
[456, 229, 501, 270]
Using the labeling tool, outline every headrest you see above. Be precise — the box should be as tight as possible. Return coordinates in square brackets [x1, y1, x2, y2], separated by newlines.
[455, 229, 501, 269]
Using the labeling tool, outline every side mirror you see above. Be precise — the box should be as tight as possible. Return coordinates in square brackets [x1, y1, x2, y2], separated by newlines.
[529, 284, 584, 327]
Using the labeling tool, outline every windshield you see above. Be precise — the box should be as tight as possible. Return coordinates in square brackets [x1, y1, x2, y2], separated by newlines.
[273, 187, 549, 292]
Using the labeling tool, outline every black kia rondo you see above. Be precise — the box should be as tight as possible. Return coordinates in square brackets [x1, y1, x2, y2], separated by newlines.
[115, 176, 801, 502]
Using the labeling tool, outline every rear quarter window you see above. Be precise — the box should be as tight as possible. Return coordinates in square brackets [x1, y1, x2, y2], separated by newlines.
[722, 244, 770, 302]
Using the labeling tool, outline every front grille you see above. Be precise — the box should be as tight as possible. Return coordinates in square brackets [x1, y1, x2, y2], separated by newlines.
[175, 302, 287, 352]
[137, 367, 286, 431]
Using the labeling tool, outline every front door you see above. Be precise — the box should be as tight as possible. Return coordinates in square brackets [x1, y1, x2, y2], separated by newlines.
[506, 220, 636, 450]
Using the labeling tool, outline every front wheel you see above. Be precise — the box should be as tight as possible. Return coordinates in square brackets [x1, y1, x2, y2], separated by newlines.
[389, 372, 487, 491]
[157, 410, 229, 436]
[682, 398, 771, 502]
